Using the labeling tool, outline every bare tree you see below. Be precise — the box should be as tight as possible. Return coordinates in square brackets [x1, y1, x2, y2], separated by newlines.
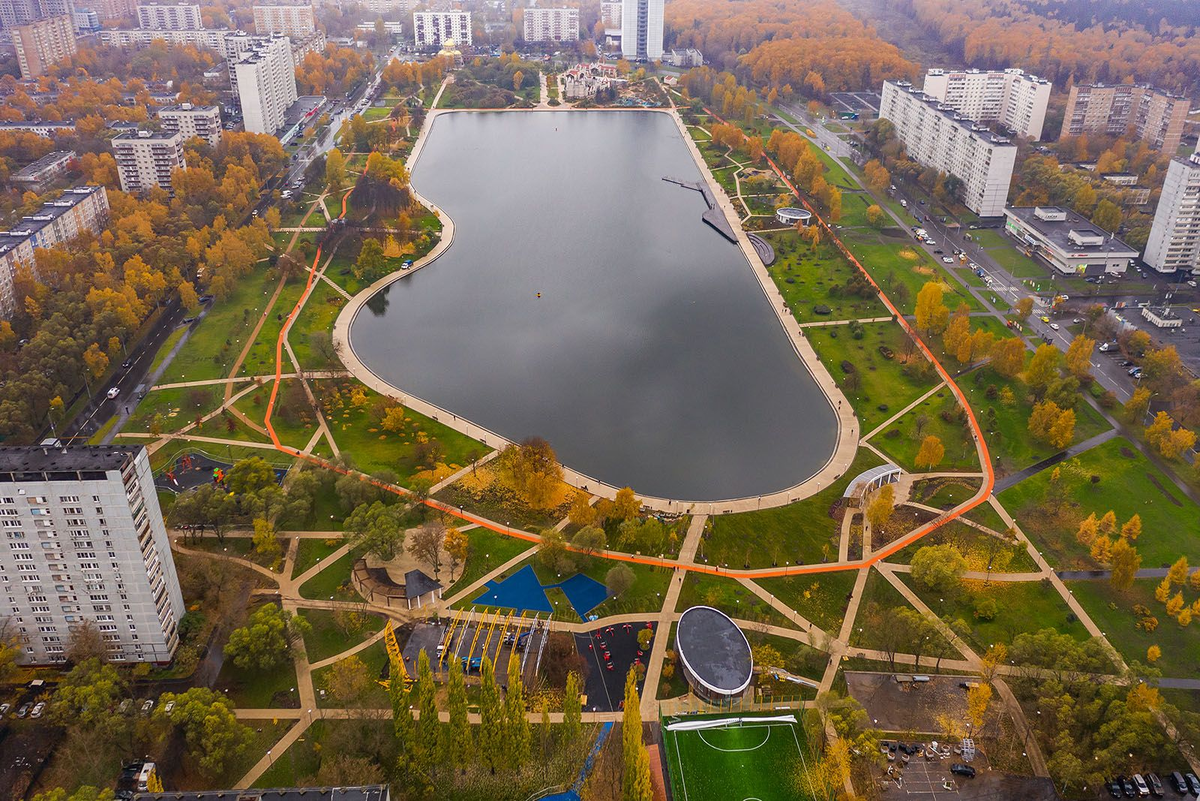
[408, 521, 446, 578]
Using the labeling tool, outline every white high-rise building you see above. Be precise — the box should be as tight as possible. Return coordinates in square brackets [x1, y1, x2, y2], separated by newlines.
[1144, 145, 1200, 275]
[0, 445, 184, 665]
[252, 2, 314, 36]
[523, 7, 578, 42]
[111, 129, 185, 194]
[411, 10, 470, 47]
[620, 0, 661, 61]
[157, 103, 221, 147]
[136, 2, 202, 29]
[921, 68, 1051, 141]
[879, 80, 1018, 218]
[233, 35, 297, 135]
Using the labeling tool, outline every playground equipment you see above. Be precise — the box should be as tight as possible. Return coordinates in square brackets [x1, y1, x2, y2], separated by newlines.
[378, 621, 413, 690]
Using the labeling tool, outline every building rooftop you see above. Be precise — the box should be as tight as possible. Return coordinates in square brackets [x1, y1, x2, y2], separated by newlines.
[403, 569, 440, 600]
[158, 103, 219, 114]
[1004, 206, 1138, 256]
[12, 150, 74, 180]
[135, 787, 390, 801]
[0, 185, 107, 259]
[112, 129, 182, 143]
[676, 606, 753, 695]
[886, 81, 1017, 148]
[0, 444, 138, 475]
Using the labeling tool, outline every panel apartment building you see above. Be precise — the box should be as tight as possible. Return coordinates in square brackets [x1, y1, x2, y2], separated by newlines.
[1060, 83, 1190, 154]
[111, 129, 186, 194]
[0, 446, 184, 665]
[233, 34, 297, 135]
[921, 68, 1051, 140]
[136, 2, 202, 29]
[621, 0, 662, 61]
[879, 80, 1018, 218]
[252, 2, 314, 37]
[523, 7, 578, 42]
[156, 103, 221, 147]
[12, 15, 75, 80]
[1144, 143, 1200, 275]
[0, 185, 108, 318]
[412, 10, 470, 47]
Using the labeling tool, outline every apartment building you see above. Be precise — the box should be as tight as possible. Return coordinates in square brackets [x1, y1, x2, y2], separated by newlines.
[0, 185, 108, 317]
[290, 28, 325, 64]
[11, 150, 74, 191]
[1060, 83, 1190, 154]
[94, 0, 133, 20]
[111, 129, 185, 194]
[921, 68, 1051, 140]
[621, 0, 662, 61]
[879, 80, 1018, 218]
[360, 0, 413, 12]
[600, 0, 621, 29]
[523, 7, 578, 43]
[12, 15, 75, 79]
[411, 10, 470, 47]
[0, 0, 73, 28]
[1144, 144, 1200, 274]
[252, 2, 314, 36]
[233, 35, 297, 135]
[0, 446, 184, 665]
[156, 103, 221, 147]
[135, 2, 201, 29]
[98, 26, 226, 49]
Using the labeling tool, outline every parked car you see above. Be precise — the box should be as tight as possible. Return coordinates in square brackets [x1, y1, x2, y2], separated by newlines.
[1133, 774, 1150, 796]
[1040, 315, 1051, 323]
[1145, 772, 1164, 797]
[0, 702, 8, 717]
[942, 256, 955, 264]
[1169, 772, 1187, 794]
[1073, 317, 1084, 324]
[16, 703, 29, 718]
[1185, 773, 1200, 795]
[1105, 778, 1124, 797]
[1118, 776, 1135, 797]
[950, 764, 976, 778]
[164, 700, 175, 714]
[30, 702, 44, 719]
[141, 699, 154, 715]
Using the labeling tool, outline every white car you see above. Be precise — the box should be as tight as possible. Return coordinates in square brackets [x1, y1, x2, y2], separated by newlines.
[1049, 323, 1060, 331]
[106, 387, 120, 399]
[141, 699, 154, 715]
[30, 702, 45, 718]
[942, 256, 954, 264]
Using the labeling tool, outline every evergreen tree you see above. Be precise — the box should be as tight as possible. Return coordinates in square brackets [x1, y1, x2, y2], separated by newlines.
[563, 671, 582, 746]
[389, 657, 418, 783]
[539, 696, 551, 757]
[479, 656, 505, 774]
[621, 668, 651, 801]
[415, 650, 439, 777]
[505, 651, 531, 770]
[446, 657, 472, 770]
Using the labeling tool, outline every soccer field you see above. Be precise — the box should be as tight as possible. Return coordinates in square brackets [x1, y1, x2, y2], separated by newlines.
[662, 714, 819, 801]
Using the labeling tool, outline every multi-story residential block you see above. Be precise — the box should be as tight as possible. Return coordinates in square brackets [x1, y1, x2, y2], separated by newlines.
[233, 34, 296, 135]
[156, 103, 221, 147]
[73, 8, 99, 32]
[879, 80, 1018, 218]
[0, 0, 74, 27]
[0, 120, 75, 136]
[94, 0, 133, 20]
[111, 129, 185, 194]
[0, 185, 107, 317]
[1144, 144, 1200, 275]
[411, 10, 470, 47]
[98, 26, 226, 49]
[360, 0, 413, 12]
[600, 0, 621, 29]
[621, 0, 662, 61]
[135, 2, 201, 29]
[0, 445, 184, 665]
[1060, 83, 1190, 154]
[252, 2, 313, 36]
[921, 68, 1051, 140]
[290, 28, 324, 64]
[12, 15, 75, 79]
[523, 7, 577, 42]
[11, 149, 74, 191]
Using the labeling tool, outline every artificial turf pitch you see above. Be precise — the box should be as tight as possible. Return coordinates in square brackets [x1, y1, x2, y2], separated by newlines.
[662, 714, 815, 801]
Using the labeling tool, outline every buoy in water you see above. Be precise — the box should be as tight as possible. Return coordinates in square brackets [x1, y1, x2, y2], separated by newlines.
[536, 292, 542, 298]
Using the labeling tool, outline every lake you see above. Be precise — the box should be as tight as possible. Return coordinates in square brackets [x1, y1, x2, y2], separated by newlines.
[346, 110, 838, 501]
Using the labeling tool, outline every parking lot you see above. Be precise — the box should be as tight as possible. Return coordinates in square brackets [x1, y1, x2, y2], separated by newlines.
[881, 754, 962, 798]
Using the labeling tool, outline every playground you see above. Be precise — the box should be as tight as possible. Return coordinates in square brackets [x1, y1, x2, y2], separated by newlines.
[471, 564, 609, 619]
[662, 713, 816, 801]
[574, 621, 653, 713]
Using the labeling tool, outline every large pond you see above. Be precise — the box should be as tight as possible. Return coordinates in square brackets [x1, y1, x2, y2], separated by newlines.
[347, 110, 838, 501]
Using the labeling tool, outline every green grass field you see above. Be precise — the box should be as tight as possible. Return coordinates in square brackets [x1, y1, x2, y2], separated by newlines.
[663, 714, 815, 801]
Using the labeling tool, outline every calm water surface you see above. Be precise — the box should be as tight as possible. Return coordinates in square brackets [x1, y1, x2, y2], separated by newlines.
[349, 111, 837, 500]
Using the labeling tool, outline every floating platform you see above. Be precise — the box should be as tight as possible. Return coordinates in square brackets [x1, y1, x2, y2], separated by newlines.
[663, 176, 738, 244]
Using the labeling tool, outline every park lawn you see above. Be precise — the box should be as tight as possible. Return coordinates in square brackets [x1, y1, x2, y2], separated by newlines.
[964, 500, 1009, 533]
[292, 537, 344, 578]
[999, 437, 1200, 570]
[847, 569, 921, 651]
[807, 322, 941, 433]
[900, 573, 1090, 652]
[746, 630, 827, 683]
[126, 384, 225, 434]
[841, 231, 981, 315]
[443, 527, 534, 599]
[984, 246, 1046, 279]
[302, 206, 327, 228]
[145, 440, 291, 475]
[237, 277, 312, 378]
[362, 106, 391, 121]
[299, 547, 359, 600]
[216, 652, 299, 708]
[289, 279, 346, 370]
[960, 364, 1112, 477]
[706, 449, 883, 569]
[677, 571, 798, 630]
[836, 190, 878, 230]
[909, 477, 983, 510]
[564, 558, 672, 619]
[300, 607, 385, 664]
[187, 534, 286, 572]
[1067, 578, 1200, 680]
[312, 640, 390, 708]
[873, 389, 981, 472]
[755, 570, 857, 634]
[318, 381, 490, 488]
[251, 720, 330, 788]
[766, 234, 890, 322]
[147, 325, 187, 377]
[233, 380, 317, 452]
[158, 265, 279, 384]
[885, 521, 1039, 574]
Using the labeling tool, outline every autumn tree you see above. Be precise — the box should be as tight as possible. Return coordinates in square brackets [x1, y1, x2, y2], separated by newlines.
[914, 282, 949, 334]
[1025, 344, 1061, 395]
[494, 438, 563, 509]
[1013, 296, 1034, 322]
[1109, 537, 1142, 591]
[325, 148, 347, 191]
[990, 336, 1025, 378]
[911, 544, 967, 594]
[344, 500, 406, 560]
[865, 483, 895, 530]
[622, 667, 652, 801]
[915, 434, 945, 470]
[1065, 334, 1095, 379]
[1124, 386, 1151, 424]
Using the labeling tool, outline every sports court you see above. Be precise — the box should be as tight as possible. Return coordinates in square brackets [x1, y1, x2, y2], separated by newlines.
[662, 713, 818, 801]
